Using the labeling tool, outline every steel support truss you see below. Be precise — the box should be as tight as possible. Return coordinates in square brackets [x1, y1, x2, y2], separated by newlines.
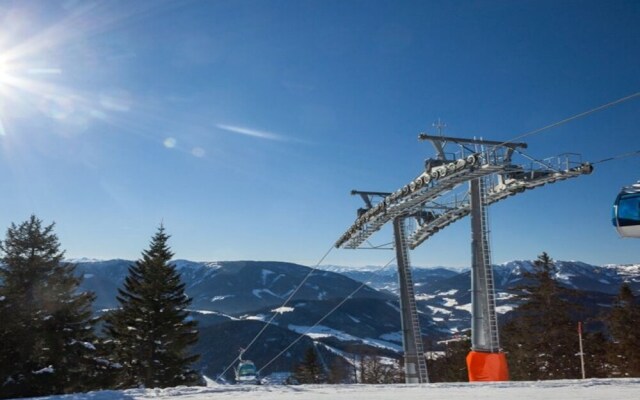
[335, 132, 593, 383]
[393, 217, 429, 383]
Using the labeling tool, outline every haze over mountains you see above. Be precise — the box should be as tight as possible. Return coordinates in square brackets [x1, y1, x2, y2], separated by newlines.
[72, 258, 639, 378]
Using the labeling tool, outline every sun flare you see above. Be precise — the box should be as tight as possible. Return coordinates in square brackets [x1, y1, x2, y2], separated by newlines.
[0, 58, 9, 87]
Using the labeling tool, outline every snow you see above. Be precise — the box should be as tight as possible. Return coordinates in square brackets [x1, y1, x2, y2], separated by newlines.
[189, 309, 216, 315]
[70, 340, 96, 350]
[360, 338, 402, 352]
[455, 303, 472, 314]
[32, 365, 54, 375]
[602, 263, 640, 277]
[415, 293, 436, 301]
[496, 292, 515, 300]
[20, 379, 640, 400]
[252, 289, 281, 299]
[555, 272, 576, 282]
[286, 325, 402, 351]
[288, 324, 358, 341]
[242, 314, 267, 321]
[438, 289, 458, 296]
[271, 306, 294, 314]
[346, 314, 360, 323]
[495, 305, 515, 314]
[385, 301, 400, 312]
[427, 305, 452, 315]
[172, 260, 222, 271]
[210, 295, 233, 302]
[65, 257, 103, 263]
[379, 331, 402, 343]
[261, 269, 274, 285]
[442, 297, 458, 307]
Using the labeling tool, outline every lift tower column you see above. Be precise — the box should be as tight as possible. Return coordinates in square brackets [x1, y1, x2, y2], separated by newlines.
[467, 177, 509, 381]
[393, 217, 429, 383]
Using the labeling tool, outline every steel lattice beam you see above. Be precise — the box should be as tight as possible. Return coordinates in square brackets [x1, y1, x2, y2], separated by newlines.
[335, 150, 593, 250]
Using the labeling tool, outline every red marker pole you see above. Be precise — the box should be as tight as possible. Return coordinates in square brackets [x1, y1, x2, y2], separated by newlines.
[578, 321, 586, 379]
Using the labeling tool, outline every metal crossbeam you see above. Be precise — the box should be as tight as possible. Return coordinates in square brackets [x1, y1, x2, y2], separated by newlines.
[406, 162, 593, 249]
[335, 151, 592, 250]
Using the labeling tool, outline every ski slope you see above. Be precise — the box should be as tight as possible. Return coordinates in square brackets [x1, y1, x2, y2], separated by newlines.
[22, 379, 640, 400]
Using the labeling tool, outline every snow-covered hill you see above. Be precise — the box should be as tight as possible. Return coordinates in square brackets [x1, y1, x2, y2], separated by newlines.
[318, 260, 640, 336]
[319, 264, 459, 293]
[321, 261, 640, 295]
[73, 259, 403, 379]
[75, 260, 389, 313]
[19, 378, 640, 400]
[70, 258, 640, 379]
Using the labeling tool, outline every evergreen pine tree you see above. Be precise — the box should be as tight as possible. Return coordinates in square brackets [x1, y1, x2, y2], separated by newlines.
[103, 226, 200, 388]
[606, 283, 640, 377]
[293, 347, 325, 384]
[582, 330, 610, 378]
[0, 216, 99, 398]
[501, 252, 581, 380]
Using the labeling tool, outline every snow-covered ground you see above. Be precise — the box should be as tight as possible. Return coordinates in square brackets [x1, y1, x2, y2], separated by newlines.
[23, 379, 640, 400]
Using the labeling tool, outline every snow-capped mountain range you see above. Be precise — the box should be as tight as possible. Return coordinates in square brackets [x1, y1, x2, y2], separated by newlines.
[319, 260, 640, 295]
[71, 258, 639, 377]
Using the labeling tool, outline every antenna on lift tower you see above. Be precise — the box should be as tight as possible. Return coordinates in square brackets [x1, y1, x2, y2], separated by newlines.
[433, 118, 446, 136]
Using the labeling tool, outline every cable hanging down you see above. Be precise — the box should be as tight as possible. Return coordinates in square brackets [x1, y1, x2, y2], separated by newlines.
[257, 256, 397, 375]
[217, 243, 337, 381]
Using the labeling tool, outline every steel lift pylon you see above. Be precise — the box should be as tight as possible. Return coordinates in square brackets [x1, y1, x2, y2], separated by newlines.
[393, 217, 429, 383]
[467, 177, 508, 381]
[335, 128, 593, 383]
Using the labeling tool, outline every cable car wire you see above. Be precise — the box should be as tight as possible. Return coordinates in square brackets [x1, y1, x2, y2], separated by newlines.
[217, 243, 337, 381]
[491, 90, 640, 151]
[592, 149, 640, 164]
[257, 256, 397, 375]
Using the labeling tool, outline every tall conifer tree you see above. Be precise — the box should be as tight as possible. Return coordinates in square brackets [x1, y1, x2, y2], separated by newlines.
[293, 347, 325, 384]
[0, 216, 99, 398]
[502, 252, 581, 380]
[606, 283, 640, 377]
[104, 226, 199, 388]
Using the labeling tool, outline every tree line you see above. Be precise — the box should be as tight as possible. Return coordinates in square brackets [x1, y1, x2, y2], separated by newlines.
[428, 252, 640, 381]
[0, 216, 200, 399]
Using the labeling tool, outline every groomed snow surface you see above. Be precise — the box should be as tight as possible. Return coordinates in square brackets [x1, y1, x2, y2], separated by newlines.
[22, 379, 640, 400]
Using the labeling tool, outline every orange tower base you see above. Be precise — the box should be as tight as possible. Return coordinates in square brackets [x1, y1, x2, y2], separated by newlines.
[466, 351, 509, 382]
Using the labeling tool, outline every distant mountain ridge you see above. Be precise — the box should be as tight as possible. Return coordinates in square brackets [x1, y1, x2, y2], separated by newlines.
[69, 258, 640, 378]
[318, 260, 640, 295]
[75, 259, 389, 313]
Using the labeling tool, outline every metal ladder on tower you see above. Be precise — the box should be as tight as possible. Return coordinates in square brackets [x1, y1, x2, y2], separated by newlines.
[394, 217, 429, 383]
[478, 178, 500, 350]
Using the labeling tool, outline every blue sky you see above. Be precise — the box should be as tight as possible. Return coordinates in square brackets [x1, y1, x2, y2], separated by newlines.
[0, 0, 638, 268]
